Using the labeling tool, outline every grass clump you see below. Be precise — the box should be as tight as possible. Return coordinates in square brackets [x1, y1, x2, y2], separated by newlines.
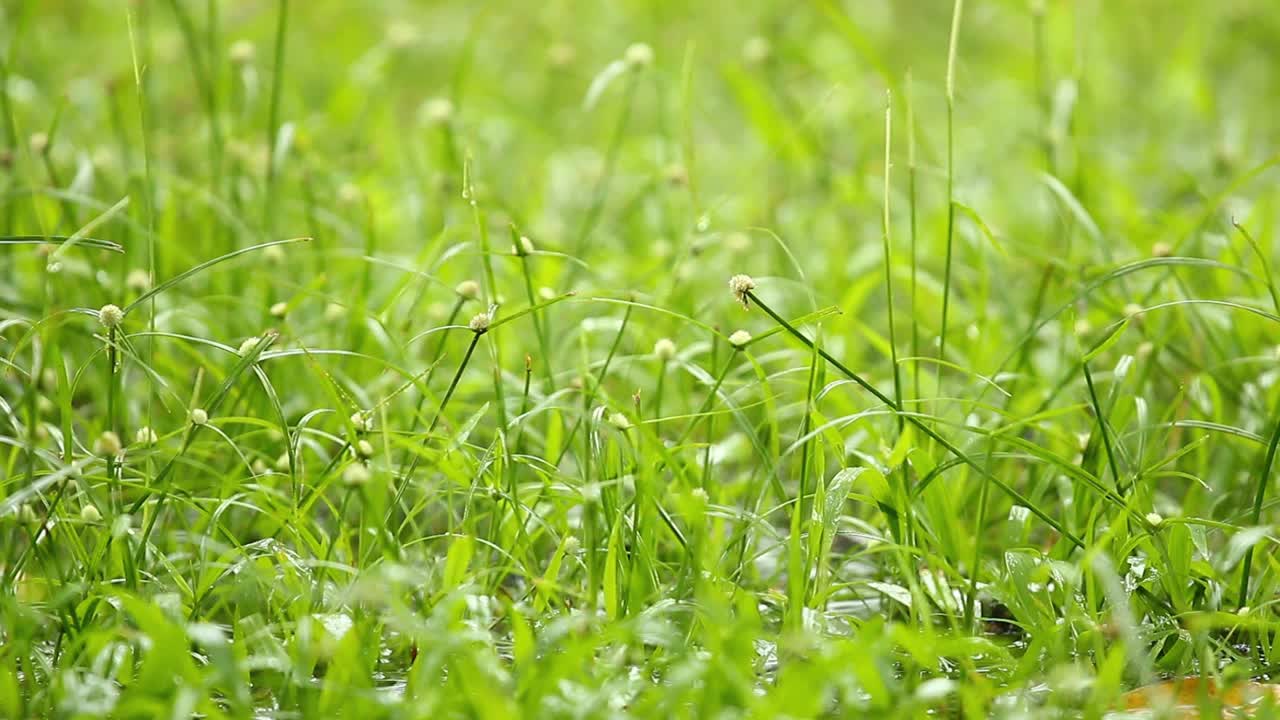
[4, 2, 1280, 718]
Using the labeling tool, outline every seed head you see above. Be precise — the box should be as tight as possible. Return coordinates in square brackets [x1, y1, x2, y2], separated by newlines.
[274, 453, 291, 472]
[269, 302, 288, 318]
[189, 408, 209, 426]
[624, 42, 654, 69]
[350, 411, 371, 432]
[356, 439, 375, 458]
[1123, 303, 1145, 321]
[1145, 511, 1164, 527]
[468, 312, 491, 333]
[20, 504, 39, 524]
[538, 286, 556, 300]
[80, 505, 102, 523]
[263, 245, 286, 264]
[98, 304, 125, 329]
[229, 40, 256, 65]
[93, 431, 122, 457]
[126, 269, 151, 292]
[728, 274, 756, 308]
[728, 330, 752, 349]
[562, 535, 581, 554]
[609, 412, 632, 430]
[455, 280, 481, 300]
[653, 338, 677, 361]
[512, 235, 535, 256]
[134, 426, 158, 446]
[343, 462, 372, 486]
[237, 336, 261, 356]
[1151, 242, 1172, 258]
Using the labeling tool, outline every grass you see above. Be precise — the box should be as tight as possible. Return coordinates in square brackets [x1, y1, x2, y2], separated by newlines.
[3, 1, 1280, 717]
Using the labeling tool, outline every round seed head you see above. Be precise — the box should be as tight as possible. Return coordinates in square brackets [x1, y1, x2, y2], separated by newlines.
[728, 330, 752, 349]
[1151, 242, 1172, 258]
[80, 505, 102, 523]
[538, 286, 556, 300]
[468, 312, 491, 333]
[356, 439, 375, 458]
[134, 426, 158, 446]
[514, 235, 535, 256]
[263, 244, 286, 264]
[350, 412, 371, 432]
[1123, 303, 1145, 320]
[342, 462, 372, 486]
[189, 408, 209, 426]
[98, 304, 125, 329]
[1145, 511, 1164, 527]
[455, 280, 481, 300]
[252, 458, 268, 475]
[728, 274, 756, 308]
[274, 452, 291, 472]
[126, 268, 151, 292]
[269, 302, 288, 318]
[608, 412, 632, 430]
[624, 42, 654, 69]
[324, 303, 347, 321]
[237, 337, 261, 356]
[653, 338, 677, 361]
[93, 431, 122, 456]
[562, 535, 580, 554]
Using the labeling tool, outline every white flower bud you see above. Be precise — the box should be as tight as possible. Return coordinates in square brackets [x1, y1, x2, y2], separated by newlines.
[1151, 242, 1172, 258]
[624, 42, 654, 69]
[98, 304, 124, 329]
[134, 426, 158, 446]
[229, 40, 256, 65]
[728, 274, 756, 308]
[93, 431, 122, 456]
[269, 302, 288, 318]
[342, 463, 371, 486]
[728, 330, 752, 348]
[356, 439, 375, 458]
[189, 408, 209, 426]
[455, 280, 481, 300]
[653, 338, 677, 361]
[421, 97, 454, 125]
[80, 505, 102, 523]
[126, 269, 151, 292]
[1145, 512, 1163, 527]
[350, 412, 371, 432]
[468, 313, 491, 333]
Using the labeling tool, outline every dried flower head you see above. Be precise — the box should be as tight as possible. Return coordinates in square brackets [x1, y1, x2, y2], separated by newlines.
[343, 462, 371, 486]
[93, 431, 122, 456]
[98, 304, 124, 329]
[653, 338, 677, 361]
[728, 274, 756, 308]
[468, 312, 491, 333]
[189, 408, 209, 426]
[455, 280, 481, 300]
[728, 330, 752, 348]
[624, 42, 654, 69]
